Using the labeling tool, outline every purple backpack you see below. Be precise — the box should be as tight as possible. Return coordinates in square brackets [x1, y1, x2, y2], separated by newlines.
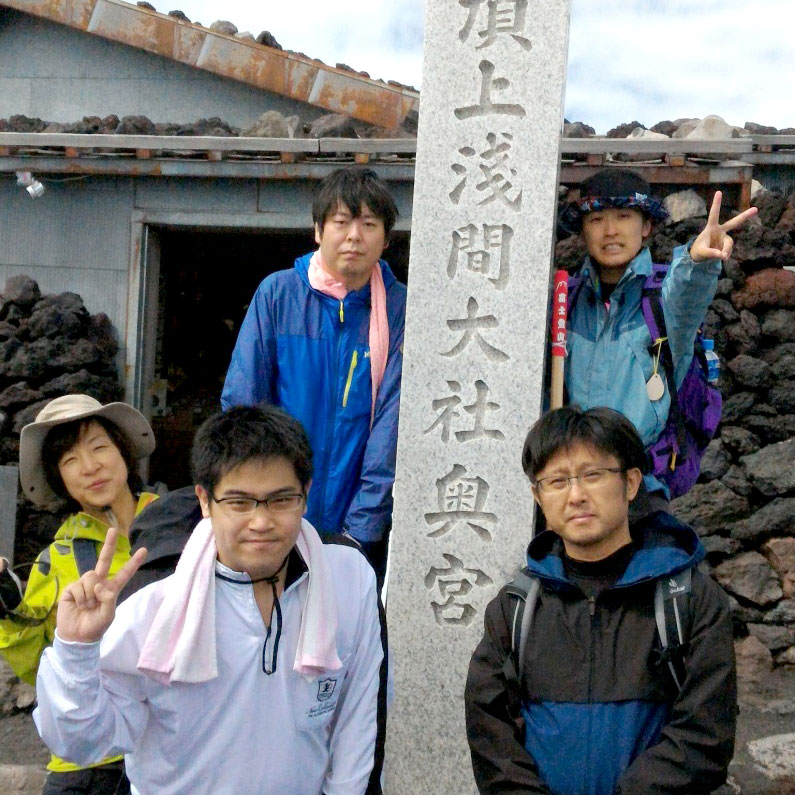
[569, 263, 722, 498]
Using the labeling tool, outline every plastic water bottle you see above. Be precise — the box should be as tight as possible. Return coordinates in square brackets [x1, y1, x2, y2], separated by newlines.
[703, 339, 720, 384]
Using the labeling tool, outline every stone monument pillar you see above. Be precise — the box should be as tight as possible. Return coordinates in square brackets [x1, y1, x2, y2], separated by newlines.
[386, 1, 571, 791]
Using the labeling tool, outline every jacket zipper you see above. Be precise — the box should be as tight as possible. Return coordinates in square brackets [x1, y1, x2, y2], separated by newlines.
[342, 350, 358, 408]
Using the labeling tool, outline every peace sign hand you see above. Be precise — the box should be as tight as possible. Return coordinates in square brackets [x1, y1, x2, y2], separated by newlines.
[56, 529, 147, 644]
[690, 191, 758, 263]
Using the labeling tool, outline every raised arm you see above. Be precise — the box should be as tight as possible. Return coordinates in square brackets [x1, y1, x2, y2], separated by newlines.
[55, 528, 147, 644]
[663, 192, 758, 382]
[34, 531, 150, 765]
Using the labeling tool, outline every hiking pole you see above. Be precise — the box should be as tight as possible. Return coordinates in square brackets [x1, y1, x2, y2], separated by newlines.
[550, 270, 568, 409]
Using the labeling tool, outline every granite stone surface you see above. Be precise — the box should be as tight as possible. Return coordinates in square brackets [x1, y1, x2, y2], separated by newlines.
[385, 1, 571, 791]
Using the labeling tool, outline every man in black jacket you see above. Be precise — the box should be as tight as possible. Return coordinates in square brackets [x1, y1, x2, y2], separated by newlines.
[464, 406, 736, 795]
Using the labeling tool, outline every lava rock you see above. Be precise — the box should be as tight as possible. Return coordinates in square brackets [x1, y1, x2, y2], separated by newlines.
[752, 190, 788, 228]
[715, 551, 783, 607]
[724, 311, 761, 356]
[747, 623, 795, 652]
[4, 115, 47, 133]
[745, 121, 778, 136]
[701, 534, 741, 560]
[732, 268, 795, 310]
[740, 414, 794, 445]
[763, 538, 795, 598]
[2, 337, 66, 380]
[734, 635, 773, 682]
[721, 464, 753, 496]
[721, 392, 756, 423]
[714, 278, 734, 298]
[115, 115, 155, 135]
[731, 498, 795, 544]
[764, 600, 795, 624]
[726, 354, 770, 388]
[3, 276, 40, 312]
[650, 119, 678, 137]
[711, 298, 740, 324]
[722, 257, 745, 288]
[563, 121, 594, 138]
[721, 425, 761, 457]
[670, 480, 749, 535]
[554, 234, 587, 271]
[606, 121, 644, 138]
[762, 309, 795, 342]
[27, 302, 85, 341]
[0, 383, 43, 412]
[256, 31, 282, 49]
[698, 438, 731, 480]
[741, 439, 795, 497]
[768, 383, 795, 414]
[39, 370, 123, 403]
[309, 113, 358, 139]
[11, 398, 52, 433]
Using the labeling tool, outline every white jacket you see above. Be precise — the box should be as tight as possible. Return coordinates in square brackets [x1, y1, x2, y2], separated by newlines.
[35, 541, 386, 795]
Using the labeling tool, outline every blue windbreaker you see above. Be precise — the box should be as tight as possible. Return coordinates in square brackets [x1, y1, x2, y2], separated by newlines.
[565, 245, 720, 495]
[221, 253, 406, 543]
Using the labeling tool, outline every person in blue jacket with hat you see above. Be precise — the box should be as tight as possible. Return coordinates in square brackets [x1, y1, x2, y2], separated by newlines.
[560, 168, 757, 516]
[222, 167, 406, 582]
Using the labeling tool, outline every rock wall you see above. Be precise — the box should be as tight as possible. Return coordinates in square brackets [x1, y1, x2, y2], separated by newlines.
[0, 275, 124, 564]
[555, 187, 795, 670]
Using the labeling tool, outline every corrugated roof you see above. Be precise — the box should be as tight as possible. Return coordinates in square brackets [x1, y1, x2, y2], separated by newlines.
[1, 0, 420, 130]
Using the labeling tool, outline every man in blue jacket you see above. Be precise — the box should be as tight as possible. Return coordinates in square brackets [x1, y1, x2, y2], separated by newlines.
[465, 405, 736, 795]
[562, 169, 756, 515]
[222, 168, 406, 580]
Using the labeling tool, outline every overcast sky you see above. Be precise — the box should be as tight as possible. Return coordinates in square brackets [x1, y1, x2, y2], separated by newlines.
[166, 0, 793, 134]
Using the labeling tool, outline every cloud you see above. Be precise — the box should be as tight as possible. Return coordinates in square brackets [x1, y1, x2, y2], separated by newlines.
[161, 0, 792, 131]
[566, 0, 795, 132]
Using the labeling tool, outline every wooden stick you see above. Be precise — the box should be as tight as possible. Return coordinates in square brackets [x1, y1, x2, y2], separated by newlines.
[550, 269, 569, 409]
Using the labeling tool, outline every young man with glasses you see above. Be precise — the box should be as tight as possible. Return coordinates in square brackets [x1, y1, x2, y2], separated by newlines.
[34, 406, 387, 795]
[465, 405, 736, 795]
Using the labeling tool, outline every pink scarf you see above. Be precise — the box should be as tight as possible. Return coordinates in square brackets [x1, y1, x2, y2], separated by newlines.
[137, 517, 342, 684]
[308, 251, 389, 426]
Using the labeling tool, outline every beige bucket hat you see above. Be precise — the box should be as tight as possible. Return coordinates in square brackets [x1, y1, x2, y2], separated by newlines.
[19, 394, 155, 509]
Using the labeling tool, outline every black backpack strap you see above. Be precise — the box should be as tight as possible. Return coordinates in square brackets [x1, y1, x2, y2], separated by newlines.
[72, 538, 99, 577]
[654, 568, 692, 692]
[504, 570, 541, 683]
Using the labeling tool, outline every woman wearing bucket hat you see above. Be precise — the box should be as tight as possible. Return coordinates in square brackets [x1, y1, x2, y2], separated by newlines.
[560, 169, 757, 516]
[0, 394, 158, 795]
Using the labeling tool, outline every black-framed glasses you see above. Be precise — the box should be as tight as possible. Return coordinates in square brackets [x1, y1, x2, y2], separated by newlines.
[534, 467, 624, 495]
[210, 492, 305, 516]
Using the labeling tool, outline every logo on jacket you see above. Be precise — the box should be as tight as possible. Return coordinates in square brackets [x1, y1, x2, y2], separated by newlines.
[667, 578, 687, 596]
[317, 678, 337, 701]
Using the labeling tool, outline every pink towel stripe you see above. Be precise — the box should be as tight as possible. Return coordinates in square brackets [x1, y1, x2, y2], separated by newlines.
[137, 518, 341, 684]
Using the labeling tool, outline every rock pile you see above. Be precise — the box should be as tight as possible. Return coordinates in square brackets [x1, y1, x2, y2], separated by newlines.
[0, 276, 124, 563]
[555, 186, 795, 671]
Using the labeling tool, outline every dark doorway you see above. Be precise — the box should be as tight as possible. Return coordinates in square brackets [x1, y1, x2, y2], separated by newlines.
[146, 227, 409, 489]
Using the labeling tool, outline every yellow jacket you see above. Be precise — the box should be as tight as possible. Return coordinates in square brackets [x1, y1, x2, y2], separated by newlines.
[0, 492, 157, 772]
